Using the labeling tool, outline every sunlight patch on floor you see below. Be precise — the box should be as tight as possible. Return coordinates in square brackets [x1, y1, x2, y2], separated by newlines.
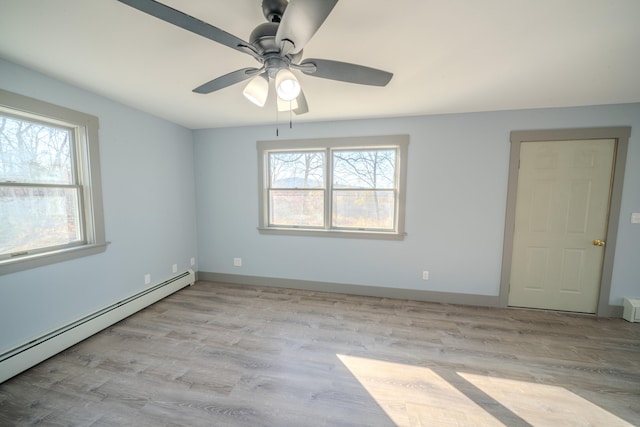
[458, 372, 634, 427]
[337, 354, 504, 426]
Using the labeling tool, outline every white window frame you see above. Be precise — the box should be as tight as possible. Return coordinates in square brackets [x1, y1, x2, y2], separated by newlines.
[0, 89, 107, 275]
[257, 135, 409, 240]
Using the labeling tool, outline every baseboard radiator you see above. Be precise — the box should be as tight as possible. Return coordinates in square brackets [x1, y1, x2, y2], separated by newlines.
[0, 269, 195, 384]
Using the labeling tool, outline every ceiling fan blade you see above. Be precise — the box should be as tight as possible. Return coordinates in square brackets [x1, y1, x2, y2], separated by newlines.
[300, 58, 393, 86]
[276, 89, 308, 114]
[275, 0, 339, 55]
[118, 0, 254, 55]
[293, 89, 309, 115]
[193, 68, 262, 94]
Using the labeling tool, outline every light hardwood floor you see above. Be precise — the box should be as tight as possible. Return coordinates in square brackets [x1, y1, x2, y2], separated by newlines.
[1, 281, 639, 426]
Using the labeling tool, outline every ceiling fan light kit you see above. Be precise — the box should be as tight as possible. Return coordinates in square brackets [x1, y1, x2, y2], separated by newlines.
[275, 68, 301, 101]
[243, 73, 269, 107]
[117, 0, 393, 115]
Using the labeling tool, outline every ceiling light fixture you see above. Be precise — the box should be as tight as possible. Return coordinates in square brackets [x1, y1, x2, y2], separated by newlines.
[242, 73, 269, 107]
[275, 68, 301, 101]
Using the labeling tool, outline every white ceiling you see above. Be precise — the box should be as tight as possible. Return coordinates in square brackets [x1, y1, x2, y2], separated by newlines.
[1, 0, 639, 129]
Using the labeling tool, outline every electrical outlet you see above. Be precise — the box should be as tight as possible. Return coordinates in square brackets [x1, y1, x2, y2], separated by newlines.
[172, 264, 178, 273]
[144, 273, 151, 285]
[422, 271, 429, 280]
[190, 257, 196, 266]
[233, 257, 242, 267]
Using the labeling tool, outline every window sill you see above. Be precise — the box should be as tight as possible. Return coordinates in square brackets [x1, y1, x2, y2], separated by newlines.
[0, 243, 109, 276]
[257, 227, 406, 240]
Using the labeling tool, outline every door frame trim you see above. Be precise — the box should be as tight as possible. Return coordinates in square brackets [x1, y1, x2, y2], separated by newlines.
[499, 127, 631, 316]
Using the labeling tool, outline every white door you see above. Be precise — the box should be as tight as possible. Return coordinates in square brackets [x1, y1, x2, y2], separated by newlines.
[508, 139, 615, 313]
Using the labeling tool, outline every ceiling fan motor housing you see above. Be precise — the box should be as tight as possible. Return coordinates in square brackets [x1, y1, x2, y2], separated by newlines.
[249, 22, 280, 54]
[250, 22, 302, 77]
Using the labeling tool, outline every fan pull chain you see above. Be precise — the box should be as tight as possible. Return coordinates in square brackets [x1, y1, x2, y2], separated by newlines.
[275, 102, 279, 137]
[274, 100, 296, 136]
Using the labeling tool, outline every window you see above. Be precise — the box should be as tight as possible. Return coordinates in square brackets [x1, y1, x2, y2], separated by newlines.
[258, 135, 409, 239]
[0, 89, 106, 275]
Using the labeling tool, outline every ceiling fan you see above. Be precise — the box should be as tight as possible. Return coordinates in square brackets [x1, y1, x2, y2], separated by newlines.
[117, 0, 393, 115]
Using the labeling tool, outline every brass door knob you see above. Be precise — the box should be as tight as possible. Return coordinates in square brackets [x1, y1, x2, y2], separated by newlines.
[593, 239, 606, 247]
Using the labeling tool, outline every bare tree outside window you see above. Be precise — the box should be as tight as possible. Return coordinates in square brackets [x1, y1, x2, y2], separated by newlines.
[0, 115, 83, 256]
[268, 151, 325, 227]
[258, 135, 408, 239]
[333, 149, 396, 229]
[270, 151, 324, 188]
[0, 89, 106, 275]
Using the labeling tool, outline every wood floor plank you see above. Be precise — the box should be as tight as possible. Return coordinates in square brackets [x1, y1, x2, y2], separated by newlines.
[1, 280, 639, 426]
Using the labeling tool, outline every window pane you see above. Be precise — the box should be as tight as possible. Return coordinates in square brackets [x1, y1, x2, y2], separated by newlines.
[0, 186, 82, 255]
[333, 190, 395, 230]
[270, 189, 324, 227]
[270, 151, 324, 188]
[333, 149, 396, 189]
[0, 115, 73, 184]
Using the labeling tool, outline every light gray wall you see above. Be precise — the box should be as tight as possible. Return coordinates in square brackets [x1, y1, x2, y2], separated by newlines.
[194, 104, 640, 306]
[0, 59, 198, 352]
[1, 57, 638, 358]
